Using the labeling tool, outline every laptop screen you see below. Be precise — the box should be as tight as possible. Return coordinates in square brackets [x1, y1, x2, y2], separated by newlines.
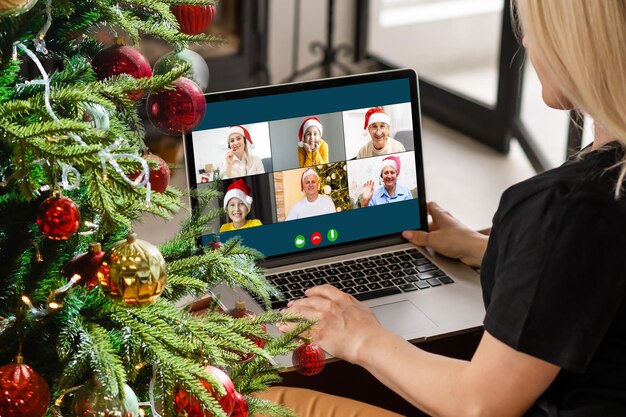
[183, 69, 427, 261]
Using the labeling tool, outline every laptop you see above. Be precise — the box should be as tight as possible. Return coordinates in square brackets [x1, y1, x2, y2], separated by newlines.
[182, 69, 484, 355]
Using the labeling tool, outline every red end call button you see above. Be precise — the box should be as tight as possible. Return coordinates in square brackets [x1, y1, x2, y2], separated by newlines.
[311, 232, 322, 245]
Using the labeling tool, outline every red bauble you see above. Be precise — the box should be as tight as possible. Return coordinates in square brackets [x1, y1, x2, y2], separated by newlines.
[147, 77, 205, 135]
[174, 365, 236, 417]
[62, 242, 105, 290]
[91, 40, 152, 101]
[292, 339, 325, 376]
[0, 360, 50, 417]
[36, 194, 80, 240]
[172, 4, 216, 35]
[227, 301, 267, 362]
[210, 235, 223, 251]
[141, 153, 171, 193]
[231, 392, 248, 417]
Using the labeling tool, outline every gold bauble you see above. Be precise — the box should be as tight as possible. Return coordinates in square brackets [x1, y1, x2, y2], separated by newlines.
[98, 233, 166, 306]
[0, 0, 39, 17]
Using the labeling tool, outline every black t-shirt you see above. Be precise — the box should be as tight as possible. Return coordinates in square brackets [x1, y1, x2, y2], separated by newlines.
[481, 143, 626, 416]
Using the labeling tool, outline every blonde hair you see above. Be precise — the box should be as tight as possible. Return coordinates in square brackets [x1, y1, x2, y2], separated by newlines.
[514, 0, 626, 197]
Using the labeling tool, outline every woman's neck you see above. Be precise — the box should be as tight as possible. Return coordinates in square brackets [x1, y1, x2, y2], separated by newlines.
[592, 123, 617, 149]
[232, 219, 246, 229]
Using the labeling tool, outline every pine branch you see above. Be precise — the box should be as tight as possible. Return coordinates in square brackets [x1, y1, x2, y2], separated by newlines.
[249, 397, 299, 417]
[78, 321, 127, 396]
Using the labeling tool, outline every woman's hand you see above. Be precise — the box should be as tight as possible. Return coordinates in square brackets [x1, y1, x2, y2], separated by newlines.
[360, 179, 375, 207]
[402, 202, 488, 268]
[278, 285, 386, 364]
[225, 150, 235, 166]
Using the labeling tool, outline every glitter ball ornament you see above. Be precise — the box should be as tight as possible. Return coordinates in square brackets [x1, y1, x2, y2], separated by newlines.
[171, 4, 216, 35]
[36, 192, 80, 240]
[154, 48, 210, 92]
[0, 357, 50, 417]
[98, 233, 167, 306]
[292, 337, 325, 376]
[174, 365, 236, 417]
[62, 242, 105, 290]
[146, 77, 205, 135]
[137, 152, 170, 193]
[0, 0, 39, 17]
[71, 380, 139, 417]
[91, 39, 152, 101]
[231, 392, 248, 417]
[227, 300, 267, 362]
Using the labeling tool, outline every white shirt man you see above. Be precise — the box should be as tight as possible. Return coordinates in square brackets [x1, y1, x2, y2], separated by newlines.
[286, 169, 336, 220]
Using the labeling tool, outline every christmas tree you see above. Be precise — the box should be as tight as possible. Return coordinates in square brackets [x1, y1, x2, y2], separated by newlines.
[0, 1, 310, 416]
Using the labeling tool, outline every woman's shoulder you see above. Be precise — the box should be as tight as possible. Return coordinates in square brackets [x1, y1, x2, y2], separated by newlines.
[496, 149, 626, 225]
[246, 219, 263, 227]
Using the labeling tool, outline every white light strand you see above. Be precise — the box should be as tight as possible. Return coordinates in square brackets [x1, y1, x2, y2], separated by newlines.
[61, 164, 80, 190]
[147, 364, 163, 417]
[12, 42, 153, 203]
[34, 0, 53, 54]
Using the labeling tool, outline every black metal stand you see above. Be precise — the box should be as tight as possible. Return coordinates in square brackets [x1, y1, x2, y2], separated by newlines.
[282, 0, 353, 83]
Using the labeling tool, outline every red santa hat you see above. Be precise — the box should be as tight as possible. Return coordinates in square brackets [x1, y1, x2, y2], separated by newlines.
[300, 168, 319, 191]
[363, 107, 391, 132]
[227, 125, 254, 149]
[381, 155, 401, 175]
[223, 179, 253, 210]
[298, 117, 323, 147]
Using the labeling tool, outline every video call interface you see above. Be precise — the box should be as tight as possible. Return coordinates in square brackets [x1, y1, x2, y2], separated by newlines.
[186, 77, 423, 258]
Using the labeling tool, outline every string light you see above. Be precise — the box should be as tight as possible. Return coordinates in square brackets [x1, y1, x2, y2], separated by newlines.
[33, 241, 43, 262]
[33, 0, 52, 54]
[12, 42, 153, 203]
[21, 296, 39, 315]
[47, 274, 82, 310]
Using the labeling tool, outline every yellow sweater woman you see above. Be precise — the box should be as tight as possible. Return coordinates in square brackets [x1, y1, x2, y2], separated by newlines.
[297, 117, 329, 167]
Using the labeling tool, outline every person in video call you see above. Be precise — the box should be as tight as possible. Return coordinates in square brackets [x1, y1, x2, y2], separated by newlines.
[285, 168, 336, 220]
[360, 155, 412, 207]
[263, 1, 626, 416]
[356, 107, 406, 158]
[221, 125, 265, 179]
[297, 116, 329, 167]
[219, 179, 262, 232]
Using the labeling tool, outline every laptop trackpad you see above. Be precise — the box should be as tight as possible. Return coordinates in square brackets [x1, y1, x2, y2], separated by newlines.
[372, 301, 437, 338]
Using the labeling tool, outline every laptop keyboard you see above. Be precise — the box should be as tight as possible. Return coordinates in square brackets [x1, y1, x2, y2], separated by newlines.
[254, 248, 455, 310]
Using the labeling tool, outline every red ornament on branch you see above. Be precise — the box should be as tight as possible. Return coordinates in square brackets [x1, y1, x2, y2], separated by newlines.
[174, 365, 236, 417]
[62, 242, 105, 290]
[0, 356, 50, 417]
[91, 38, 153, 101]
[231, 391, 248, 417]
[36, 192, 80, 240]
[135, 152, 170, 193]
[227, 300, 267, 362]
[172, 4, 216, 35]
[147, 77, 205, 135]
[210, 235, 223, 250]
[292, 337, 325, 376]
